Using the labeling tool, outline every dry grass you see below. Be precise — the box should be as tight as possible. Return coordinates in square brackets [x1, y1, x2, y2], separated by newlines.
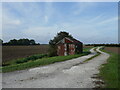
[2, 45, 49, 63]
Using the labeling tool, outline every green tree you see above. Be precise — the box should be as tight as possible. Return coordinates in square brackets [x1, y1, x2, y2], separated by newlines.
[3, 38, 38, 45]
[8, 39, 18, 45]
[0, 39, 3, 45]
[49, 31, 73, 56]
[30, 39, 35, 45]
[18, 39, 30, 45]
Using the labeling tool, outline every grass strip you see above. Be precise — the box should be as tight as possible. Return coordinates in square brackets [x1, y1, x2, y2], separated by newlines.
[83, 47, 101, 63]
[98, 48, 119, 88]
[1, 48, 92, 73]
[2, 54, 48, 66]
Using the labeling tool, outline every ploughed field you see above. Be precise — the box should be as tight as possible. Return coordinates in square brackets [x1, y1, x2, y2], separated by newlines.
[2, 45, 92, 63]
[2, 45, 49, 63]
[104, 47, 120, 54]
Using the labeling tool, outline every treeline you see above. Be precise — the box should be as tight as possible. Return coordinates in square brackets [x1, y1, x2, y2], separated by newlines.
[85, 44, 120, 47]
[0, 38, 40, 46]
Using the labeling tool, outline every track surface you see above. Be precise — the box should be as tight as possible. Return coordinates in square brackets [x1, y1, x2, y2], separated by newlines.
[2, 47, 110, 88]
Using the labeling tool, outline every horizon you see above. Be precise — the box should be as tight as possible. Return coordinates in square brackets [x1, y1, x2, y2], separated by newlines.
[2, 2, 118, 44]
[2, 38, 119, 45]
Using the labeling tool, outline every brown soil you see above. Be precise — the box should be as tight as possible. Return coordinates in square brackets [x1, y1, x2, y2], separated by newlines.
[104, 47, 120, 54]
[2, 45, 49, 63]
[2, 45, 92, 63]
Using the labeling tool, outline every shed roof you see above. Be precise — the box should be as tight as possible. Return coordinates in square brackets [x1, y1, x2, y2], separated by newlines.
[56, 37, 82, 45]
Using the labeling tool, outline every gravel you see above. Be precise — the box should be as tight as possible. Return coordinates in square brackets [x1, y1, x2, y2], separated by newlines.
[2, 47, 110, 88]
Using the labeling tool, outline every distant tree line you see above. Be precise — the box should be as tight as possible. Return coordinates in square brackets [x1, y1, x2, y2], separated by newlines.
[85, 44, 120, 47]
[0, 38, 40, 46]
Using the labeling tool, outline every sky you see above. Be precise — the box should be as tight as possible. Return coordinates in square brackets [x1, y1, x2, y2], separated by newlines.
[1, 2, 118, 44]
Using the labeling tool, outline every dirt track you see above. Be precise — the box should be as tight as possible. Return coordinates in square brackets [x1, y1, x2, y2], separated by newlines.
[2, 47, 110, 88]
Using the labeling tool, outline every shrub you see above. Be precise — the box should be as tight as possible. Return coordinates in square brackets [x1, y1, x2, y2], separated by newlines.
[15, 54, 48, 64]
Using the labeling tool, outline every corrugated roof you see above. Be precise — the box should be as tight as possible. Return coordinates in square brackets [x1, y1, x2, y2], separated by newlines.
[56, 37, 82, 44]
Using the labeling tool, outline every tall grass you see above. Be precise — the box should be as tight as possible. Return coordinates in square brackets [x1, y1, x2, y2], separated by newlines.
[99, 48, 119, 88]
[2, 54, 48, 66]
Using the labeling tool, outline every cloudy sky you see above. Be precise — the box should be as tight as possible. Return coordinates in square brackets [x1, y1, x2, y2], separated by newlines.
[2, 2, 118, 44]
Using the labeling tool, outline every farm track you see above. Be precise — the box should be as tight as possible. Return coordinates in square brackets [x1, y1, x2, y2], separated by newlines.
[2, 47, 110, 88]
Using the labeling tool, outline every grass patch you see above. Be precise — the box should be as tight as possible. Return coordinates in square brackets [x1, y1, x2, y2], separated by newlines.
[83, 47, 101, 63]
[1, 47, 92, 73]
[2, 54, 48, 66]
[98, 47, 119, 88]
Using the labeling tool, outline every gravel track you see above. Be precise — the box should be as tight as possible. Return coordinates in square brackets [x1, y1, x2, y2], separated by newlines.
[2, 47, 110, 88]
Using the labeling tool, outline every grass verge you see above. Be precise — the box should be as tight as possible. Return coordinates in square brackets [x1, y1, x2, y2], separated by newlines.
[1, 47, 92, 73]
[98, 47, 119, 88]
[2, 54, 48, 66]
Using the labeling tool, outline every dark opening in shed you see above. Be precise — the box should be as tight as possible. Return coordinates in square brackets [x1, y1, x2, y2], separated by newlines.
[56, 37, 83, 56]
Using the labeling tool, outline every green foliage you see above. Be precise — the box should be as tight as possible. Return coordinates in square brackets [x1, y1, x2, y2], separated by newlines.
[99, 48, 119, 88]
[1, 47, 92, 73]
[49, 31, 73, 46]
[2, 53, 86, 73]
[49, 31, 73, 56]
[3, 38, 39, 45]
[2, 54, 48, 66]
[0, 39, 3, 45]
[48, 46, 57, 57]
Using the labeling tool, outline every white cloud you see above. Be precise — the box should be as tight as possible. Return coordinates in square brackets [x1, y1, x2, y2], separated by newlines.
[97, 17, 117, 25]
[44, 15, 48, 23]
[1, 0, 119, 2]
[2, 12, 21, 31]
[73, 2, 95, 15]
[44, 2, 54, 23]
[2, 2, 118, 44]
[4, 19, 21, 25]
[0, 3, 2, 39]
[88, 14, 104, 23]
[23, 26, 58, 43]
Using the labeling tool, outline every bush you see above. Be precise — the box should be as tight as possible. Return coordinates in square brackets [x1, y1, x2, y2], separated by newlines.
[48, 46, 57, 57]
[15, 54, 48, 64]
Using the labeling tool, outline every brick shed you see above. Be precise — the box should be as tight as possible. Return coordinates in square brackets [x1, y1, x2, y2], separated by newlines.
[56, 37, 83, 56]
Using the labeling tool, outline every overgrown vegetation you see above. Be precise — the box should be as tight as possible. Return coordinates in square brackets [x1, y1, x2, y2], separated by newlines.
[1, 47, 91, 73]
[49, 31, 74, 56]
[2, 54, 48, 66]
[99, 47, 119, 88]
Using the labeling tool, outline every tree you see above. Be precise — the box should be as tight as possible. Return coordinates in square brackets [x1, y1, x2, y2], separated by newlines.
[48, 31, 73, 56]
[8, 39, 18, 45]
[0, 39, 3, 45]
[18, 39, 30, 45]
[2, 38, 38, 45]
[30, 39, 35, 45]
[49, 31, 73, 46]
